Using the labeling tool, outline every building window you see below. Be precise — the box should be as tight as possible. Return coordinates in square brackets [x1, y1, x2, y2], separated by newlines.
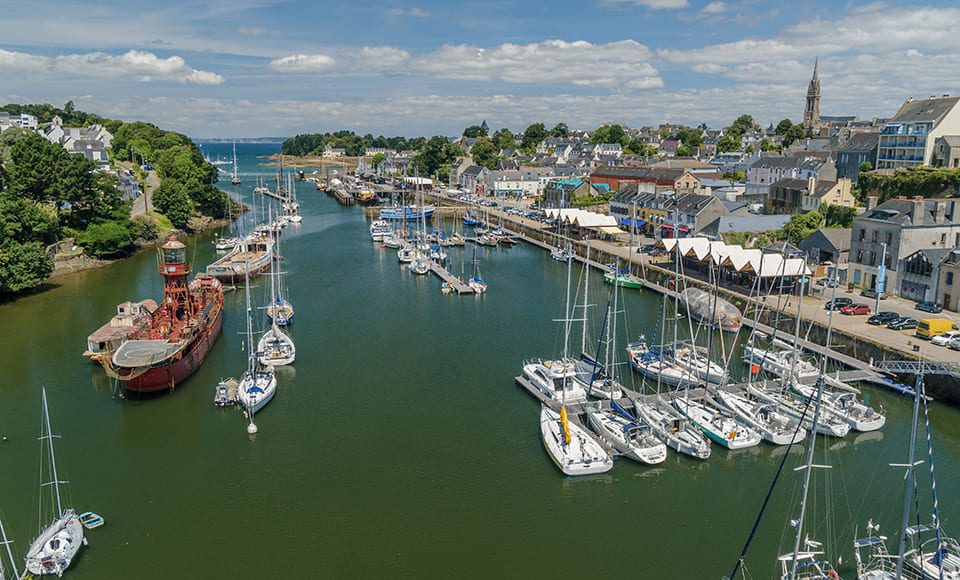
[886, 232, 893, 245]
[949, 272, 955, 285]
[859, 229, 866, 242]
[872, 231, 878, 243]
[854, 270, 862, 284]
[857, 249, 864, 262]
[956, 233, 959, 247]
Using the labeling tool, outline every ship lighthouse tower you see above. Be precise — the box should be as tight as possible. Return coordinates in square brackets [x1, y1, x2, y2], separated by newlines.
[156, 236, 195, 337]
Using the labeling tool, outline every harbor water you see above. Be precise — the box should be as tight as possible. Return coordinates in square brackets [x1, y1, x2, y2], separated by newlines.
[1, 142, 959, 578]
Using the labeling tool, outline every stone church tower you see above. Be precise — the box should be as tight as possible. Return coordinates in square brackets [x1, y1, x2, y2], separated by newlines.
[803, 59, 821, 129]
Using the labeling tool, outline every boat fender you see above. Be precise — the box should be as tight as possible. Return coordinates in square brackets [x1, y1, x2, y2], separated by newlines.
[728, 431, 736, 440]
[828, 570, 839, 580]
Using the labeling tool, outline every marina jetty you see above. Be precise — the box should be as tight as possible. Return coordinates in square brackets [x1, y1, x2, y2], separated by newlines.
[426, 191, 960, 404]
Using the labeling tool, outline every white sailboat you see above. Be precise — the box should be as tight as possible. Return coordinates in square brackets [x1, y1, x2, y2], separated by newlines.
[468, 241, 487, 293]
[633, 395, 711, 459]
[714, 389, 806, 445]
[673, 395, 762, 450]
[230, 141, 241, 185]
[0, 517, 20, 580]
[587, 400, 666, 465]
[791, 383, 885, 432]
[265, 225, 294, 327]
[258, 244, 295, 367]
[538, 250, 612, 476]
[237, 253, 277, 416]
[23, 388, 84, 577]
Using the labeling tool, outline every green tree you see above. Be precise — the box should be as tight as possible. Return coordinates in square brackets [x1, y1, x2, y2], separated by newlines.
[775, 118, 794, 135]
[859, 161, 873, 173]
[0, 240, 54, 294]
[716, 134, 741, 153]
[759, 138, 773, 151]
[371, 152, 386, 171]
[463, 125, 488, 138]
[592, 124, 629, 147]
[820, 203, 857, 228]
[675, 144, 692, 157]
[627, 138, 649, 156]
[520, 123, 548, 153]
[550, 123, 568, 137]
[675, 129, 702, 148]
[492, 128, 516, 150]
[152, 180, 193, 229]
[79, 221, 133, 257]
[471, 137, 498, 170]
[731, 115, 755, 135]
[775, 211, 824, 245]
[783, 124, 806, 147]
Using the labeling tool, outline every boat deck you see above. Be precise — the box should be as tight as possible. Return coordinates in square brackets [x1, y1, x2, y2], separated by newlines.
[112, 339, 185, 368]
[213, 249, 270, 266]
[428, 261, 474, 294]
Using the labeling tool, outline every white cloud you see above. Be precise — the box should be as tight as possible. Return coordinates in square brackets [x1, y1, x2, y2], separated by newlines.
[347, 46, 411, 69]
[52, 50, 224, 85]
[409, 40, 661, 89]
[604, 0, 690, 9]
[701, 1, 727, 13]
[235, 26, 267, 36]
[268, 54, 337, 73]
[0, 48, 49, 71]
[0, 49, 223, 85]
[692, 63, 727, 74]
[387, 7, 433, 17]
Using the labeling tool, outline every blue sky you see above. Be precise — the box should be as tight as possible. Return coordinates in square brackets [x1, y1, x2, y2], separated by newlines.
[3, 0, 960, 139]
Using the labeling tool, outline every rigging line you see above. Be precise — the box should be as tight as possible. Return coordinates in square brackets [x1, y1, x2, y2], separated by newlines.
[920, 374, 946, 578]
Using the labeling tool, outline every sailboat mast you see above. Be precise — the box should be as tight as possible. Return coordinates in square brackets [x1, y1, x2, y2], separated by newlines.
[582, 241, 590, 356]
[244, 245, 254, 375]
[788, 270, 827, 580]
[40, 388, 64, 517]
[895, 365, 925, 577]
[0, 516, 19, 580]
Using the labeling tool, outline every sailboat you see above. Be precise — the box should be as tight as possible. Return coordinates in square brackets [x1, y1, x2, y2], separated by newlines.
[0, 517, 20, 580]
[231, 141, 241, 185]
[538, 248, 612, 476]
[237, 252, 277, 415]
[265, 223, 294, 326]
[672, 394, 762, 450]
[23, 388, 84, 577]
[714, 388, 807, 445]
[258, 231, 295, 367]
[468, 241, 487, 293]
[603, 210, 643, 289]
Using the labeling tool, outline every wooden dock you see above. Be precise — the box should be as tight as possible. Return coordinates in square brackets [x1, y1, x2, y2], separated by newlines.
[428, 261, 474, 294]
[332, 188, 355, 206]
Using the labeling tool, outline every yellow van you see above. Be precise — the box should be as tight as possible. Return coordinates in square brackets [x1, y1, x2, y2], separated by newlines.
[916, 318, 958, 339]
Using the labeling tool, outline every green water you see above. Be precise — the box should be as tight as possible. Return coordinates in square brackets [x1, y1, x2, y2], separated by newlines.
[1, 144, 959, 578]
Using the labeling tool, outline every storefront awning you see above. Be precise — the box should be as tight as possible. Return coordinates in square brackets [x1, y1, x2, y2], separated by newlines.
[619, 217, 648, 228]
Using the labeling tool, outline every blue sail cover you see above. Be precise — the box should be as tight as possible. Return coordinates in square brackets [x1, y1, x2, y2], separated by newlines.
[610, 398, 637, 423]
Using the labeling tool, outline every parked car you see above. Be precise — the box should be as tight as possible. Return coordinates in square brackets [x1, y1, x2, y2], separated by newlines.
[916, 318, 959, 340]
[888, 317, 919, 330]
[949, 336, 960, 350]
[867, 311, 900, 325]
[824, 297, 853, 311]
[916, 302, 943, 313]
[861, 288, 888, 300]
[931, 330, 960, 346]
[840, 303, 871, 315]
[816, 278, 839, 287]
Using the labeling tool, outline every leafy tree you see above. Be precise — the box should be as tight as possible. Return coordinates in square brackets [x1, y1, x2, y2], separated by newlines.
[371, 152, 386, 171]
[79, 221, 132, 257]
[859, 161, 873, 173]
[492, 128, 516, 151]
[471, 137, 498, 169]
[675, 129, 702, 148]
[520, 123, 548, 153]
[463, 125, 488, 138]
[722, 171, 746, 181]
[745, 145, 756, 154]
[550, 123, 568, 138]
[774, 211, 823, 245]
[0, 240, 54, 294]
[412, 136, 462, 178]
[592, 124, 629, 147]
[783, 124, 806, 147]
[627, 138, 649, 156]
[675, 144, 692, 157]
[775, 118, 794, 135]
[820, 203, 857, 228]
[152, 180, 193, 229]
[759, 138, 773, 151]
[730, 115, 755, 136]
[659, 129, 670, 140]
[716, 134, 741, 154]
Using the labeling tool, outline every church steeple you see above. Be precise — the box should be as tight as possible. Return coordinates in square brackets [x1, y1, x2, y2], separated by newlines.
[804, 58, 821, 129]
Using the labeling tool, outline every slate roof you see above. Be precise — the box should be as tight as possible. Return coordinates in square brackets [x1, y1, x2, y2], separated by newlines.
[889, 96, 960, 125]
[840, 132, 880, 151]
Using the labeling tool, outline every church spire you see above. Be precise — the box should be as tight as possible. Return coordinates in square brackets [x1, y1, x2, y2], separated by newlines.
[804, 58, 821, 129]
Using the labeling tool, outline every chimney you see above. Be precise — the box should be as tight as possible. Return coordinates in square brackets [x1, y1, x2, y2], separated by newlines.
[866, 195, 879, 211]
[912, 196, 926, 226]
[936, 200, 947, 223]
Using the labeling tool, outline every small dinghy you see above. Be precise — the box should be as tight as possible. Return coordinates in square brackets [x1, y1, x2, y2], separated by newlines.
[79, 512, 104, 529]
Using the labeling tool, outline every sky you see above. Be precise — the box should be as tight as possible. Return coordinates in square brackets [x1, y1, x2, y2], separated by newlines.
[3, 0, 960, 140]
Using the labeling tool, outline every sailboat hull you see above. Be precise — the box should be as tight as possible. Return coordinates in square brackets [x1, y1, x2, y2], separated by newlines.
[540, 406, 612, 476]
[24, 510, 84, 576]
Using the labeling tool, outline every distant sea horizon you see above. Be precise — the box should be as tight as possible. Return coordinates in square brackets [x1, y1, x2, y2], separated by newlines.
[196, 137, 288, 144]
